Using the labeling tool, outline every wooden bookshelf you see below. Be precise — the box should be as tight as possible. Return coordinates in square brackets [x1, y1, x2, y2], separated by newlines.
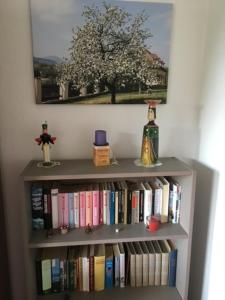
[22, 157, 196, 300]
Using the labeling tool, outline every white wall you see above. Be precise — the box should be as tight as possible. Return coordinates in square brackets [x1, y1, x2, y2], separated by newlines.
[189, 0, 225, 299]
[0, 0, 209, 299]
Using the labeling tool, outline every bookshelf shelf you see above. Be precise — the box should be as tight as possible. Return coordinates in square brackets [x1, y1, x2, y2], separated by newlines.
[37, 286, 182, 300]
[29, 223, 188, 249]
[22, 157, 196, 300]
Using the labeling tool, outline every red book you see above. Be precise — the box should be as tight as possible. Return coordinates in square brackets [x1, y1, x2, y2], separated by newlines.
[85, 187, 93, 226]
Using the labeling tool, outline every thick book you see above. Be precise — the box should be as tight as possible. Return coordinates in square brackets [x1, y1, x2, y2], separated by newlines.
[120, 181, 128, 224]
[167, 177, 181, 224]
[146, 241, 156, 286]
[143, 182, 152, 225]
[51, 187, 59, 229]
[152, 241, 162, 286]
[157, 177, 170, 223]
[31, 184, 44, 230]
[158, 240, 170, 286]
[43, 185, 52, 229]
[94, 244, 105, 291]
[92, 183, 100, 226]
[167, 240, 177, 287]
[105, 245, 113, 288]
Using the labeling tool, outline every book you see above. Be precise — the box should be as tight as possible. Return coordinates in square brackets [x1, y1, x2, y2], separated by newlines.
[50, 248, 61, 293]
[74, 189, 79, 228]
[157, 177, 170, 223]
[92, 184, 100, 226]
[67, 247, 75, 291]
[94, 244, 105, 291]
[149, 178, 163, 219]
[143, 182, 152, 225]
[81, 245, 89, 292]
[118, 243, 125, 288]
[31, 184, 44, 230]
[120, 181, 128, 224]
[36, 250, 51, 295]
[51, 187, 59, 229]
[114, 182, 119, 224]
[89, 245, 95, 291]
[133, 242, 143, 287]
[43, 185, 52, 229]
[105, 245, 113, 288]
[127, 182, 140, 224]
[116, 182, 124, 223]
[139, 241, 149, 287]
[102, 182, 109, 225]
[58, 192, 69, 228]
[167, 240, 177, 287]
[158, 240, 170, 285]
[79, 187, 86, 227]
[125, 242, 136, 287]
[68, 192, 75, 229]
[109, 182, 115, 225]
[151, 241, 162, 286]
[59, 247, 68, 292]
[99, 183, 104, 224]
[113, 244, 120, 287]
[85, 186, 93, 226]
[146, 241, 156, 286]
[167, 177, 181, 224]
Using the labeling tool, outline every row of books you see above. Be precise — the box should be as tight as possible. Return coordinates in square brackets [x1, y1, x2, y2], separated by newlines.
[36, 240, 177, 295]
[31, 177, 181, 230]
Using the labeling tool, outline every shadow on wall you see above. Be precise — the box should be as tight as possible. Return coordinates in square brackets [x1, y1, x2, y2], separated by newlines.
[188, 161, 219, 300]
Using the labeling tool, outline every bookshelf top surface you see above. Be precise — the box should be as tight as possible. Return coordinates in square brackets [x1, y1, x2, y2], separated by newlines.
[22, 157, 193, 181]
[29, 223, 187, 248]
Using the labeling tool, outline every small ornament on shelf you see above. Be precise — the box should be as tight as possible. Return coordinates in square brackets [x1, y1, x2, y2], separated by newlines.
[35, 121, 60, 168]
[146, 216, 160, 232]
[135, 100, 162, 167]
[93, 130, 110, 166]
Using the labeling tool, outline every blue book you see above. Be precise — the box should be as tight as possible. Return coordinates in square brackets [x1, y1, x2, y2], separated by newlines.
[68, 192, 75, 229]
[51, 257, 60, 293]
[110, 183, 115, 225]
[105, 245, 113, 288]
[31, 184, 44, 230]
[168, 240, 177, 286]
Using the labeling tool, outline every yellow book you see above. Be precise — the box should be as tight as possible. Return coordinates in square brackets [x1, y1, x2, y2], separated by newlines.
[94, 244, 105, 291]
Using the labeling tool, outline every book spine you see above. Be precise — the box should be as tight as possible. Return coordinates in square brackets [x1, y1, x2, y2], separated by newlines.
[94, 256, 105, 291]
[31, 185, 44, 230]
[60, 260, 65, 291]
[36, 260, 42, 294]
[105, 258, 113, 288]
[161, 253, 169, 286]
[131, 192, 137, 224]
[123, 188, 127, 224]
[118, 190, 124, 223]
[120, 254, 125, 288]
[106, 190, 111, 226]
[135, 191, 140, 224]
[149, 253, 155, 286]
[51, 188, 59, 229]
[68, 260, 75, 291]
[43, 190, 52, 229]
[74, 192, 79, 228]
[58, 193, 69, 227]
[154, 189, 162, 218]
[41, 259, 51, 294]
[175, 184, 181, 223]
[144, 189, 152, 225]
[114, 255, 120, 287]
[51, 258, 60, 293]
[68, 193, 75, 229]
[79, 191, 86, 227]
[110, 190, 115, 225]
[168, 249, 177, 286]
[93, 190, 99, 226]
[89, 256, 94, 291]
[86, 191, 93, 226]
[142, 253, 148, 287]
[154, 253, 161, 286]
[115, 191, 119, 224]
[103, 190, 107, 225]
[99, 189, 103, 224]
[82, 257, 89, 292]
[127, 190, 132, 224]
[139, 190, 144, 222]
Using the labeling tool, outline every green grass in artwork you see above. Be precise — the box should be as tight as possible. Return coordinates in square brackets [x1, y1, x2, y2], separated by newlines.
[71, 90, 167, 104]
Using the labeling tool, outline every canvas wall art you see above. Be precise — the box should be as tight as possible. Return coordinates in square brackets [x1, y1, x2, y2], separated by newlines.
[30, 0, 173, 104]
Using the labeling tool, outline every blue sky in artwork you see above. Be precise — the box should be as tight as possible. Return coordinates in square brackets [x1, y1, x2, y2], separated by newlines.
[31, 0, 173, 66]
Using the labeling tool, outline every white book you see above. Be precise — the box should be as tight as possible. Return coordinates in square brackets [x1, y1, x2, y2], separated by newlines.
[143, 182, 152, 225]
[146, 241, 156, 286]
[51, 188, 59, 229]
[140, 241, 149, 287]
[159, 240, 170, 286]
[133, 242, 143, 287]
[74, 191, 79, 228]
[125, 242, 136, 287]
[118, 243, 125, 288]
[81, 246, 89, 292]
[149, 178, 163, 218]
[157, 177, 170, 223]
[152, 241, 162, 286]
[113, 244, 120, 287]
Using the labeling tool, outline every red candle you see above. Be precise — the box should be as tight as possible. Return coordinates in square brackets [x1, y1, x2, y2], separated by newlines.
[148, 217, 159, 232]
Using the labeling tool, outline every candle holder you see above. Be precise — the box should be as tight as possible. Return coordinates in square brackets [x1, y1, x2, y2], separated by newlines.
[93, 130, 110, 166]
